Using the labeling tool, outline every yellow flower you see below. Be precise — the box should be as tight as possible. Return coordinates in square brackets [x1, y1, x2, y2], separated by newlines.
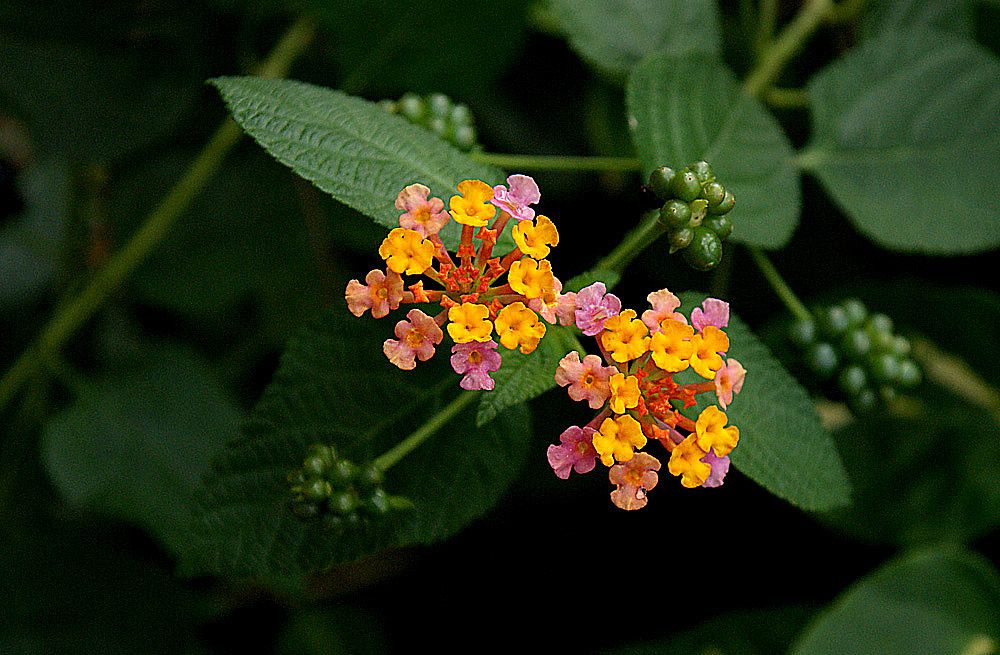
[508, 258, 556, 302]
[649, 318, 695, 372]
[511, 214, 559, 259]
[378, 228, 436, 275]
[495, 302, 546, 354]
[667, 435, 711, 488]
[447, 303, 493, 343]
[694, 405, 739, 457]
[592, 415, 647, 467]
[448, 179, 496, 227]
[601, 310, 650, 363]
[689, 326, 730, 379]
[608, 373, 640, 414]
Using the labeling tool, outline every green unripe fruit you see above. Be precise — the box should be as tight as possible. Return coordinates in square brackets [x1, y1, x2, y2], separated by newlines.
[890, 335, 911, 357]
[366, 489, 391, 515]
[703, 181, 726, 207]
[789, 318, 817, 348]
[671, 170, 701, 202]
[841, 329, 872, 361]
[842, 299, 868, 327]
[427, 116, 447, 136]
[302, 478, 331, 502]
[450, 104, 472, 125]
[818, 305, 851, 338]
[292, 501, 321, 520]
[659, 199, 692, 229]
[453, 125, 476, 150]
[355, 463, 384, 491]
[869, 353, 901, 385]
[703, 215, 733, 240]
[682, 226, 723, 271]
[866, 313, 894, 336]
[321, 514, 344, 531]
[870, 330, 896, 352]
[302, 455, 327, 477]
[839, 365, 868, 396]
[806, 342, 839, 379]
[398, 93, 425, 121]
[896, 359, 922, 388]
[708, 190, 735, 215]
[690, 160, 714, 183]
[880, 386, 897, 403]
[851, 387, 879, 413]
[668, 227, 694, 253]
[328, 491, 358, 515]
[428, 93, 451, 117]
[330, 459, 357, 487]
[647, 166, 676, 200]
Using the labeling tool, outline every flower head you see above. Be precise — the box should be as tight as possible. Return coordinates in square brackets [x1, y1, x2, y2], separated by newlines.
[649, 318, 695, 372]
[601, 310, 650, 363]
[547, 425, 598, 479]
[592, 414, 647, 467]
[345, 268, 404, 318]
[608, 373, 640, 414]
[691, 298, 730, 332]
[714, 358, 746, 409]
[642, 289, 686, 333]
[689, 325, 729, 379]
[512, 215, 559, 259]
[508, 258, 556, 302]
[491, 174, 540, 222]
[494, 302, 546, 354]
[382, 309, 443, 370]
[395, 183, 449, 237]
[668, 435, 711, 488]
[447, 303, 493, 343]
[609, 452, 661, 510]
[574, 282, 621, 337]
[554, 351, 613, 409]
[449, 179, 496, 227]
[450, 340, 503, 390]
[378, 227, 436, 275]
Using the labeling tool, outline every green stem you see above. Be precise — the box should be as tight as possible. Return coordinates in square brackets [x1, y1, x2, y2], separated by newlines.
[373, 392, 476, 471]
[0, 16, 316, 413]
[828, 0, 869, 23]
[470, 152, 643, 173]
[747, 246, 812, 322]
[755, 0, 779, 58]
[765, 86, 810, 109]
[743, 0, 833, 97]
[593, 211, 665, 275]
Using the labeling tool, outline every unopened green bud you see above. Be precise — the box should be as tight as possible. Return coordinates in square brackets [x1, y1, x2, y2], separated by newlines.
[671, 170, 701, 202]
[659, 199, 691, 229]
[647, 166, 676, 200]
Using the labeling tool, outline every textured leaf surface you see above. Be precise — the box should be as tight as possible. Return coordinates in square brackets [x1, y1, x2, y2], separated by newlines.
[802, 30, 1000, 254]
[681, 293, 850, 511]
[212, 77, 505, 250]
[548, 0, 720, 78]
[859, 0, 972, 39]
[628, 53, 800, 249]
[791, 548, 1000, 655]
[190, 309, 531, 582]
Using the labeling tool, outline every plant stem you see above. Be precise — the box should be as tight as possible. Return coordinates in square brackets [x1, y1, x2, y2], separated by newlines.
[373, 392, 477, 471]
[747, 246, 812, 322]
[0, 16, 316, 413]
[470, 152, 643, 173]
[765, 86, 810, 109]
[755, 0, 779, 58]
[743, 0, 833, 97]
[593, 211, 665, 275]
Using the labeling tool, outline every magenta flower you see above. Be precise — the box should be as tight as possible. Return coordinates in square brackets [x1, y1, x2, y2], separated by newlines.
[554, 351, 613, 409]
[700, 449, 731, 488]
[395, 183, 449, 237]
[609, 452, 661, 510]
[345, 268, 404, 318]
[491, 174, 541, 222]
[382, 309, 443, 370]
[691, 298, 730, 332]
[547, 426, 598, 479]
[714, 358, 746, 409]
[450, 340, 503, 390]
[574, 282, 622, 336]
[641, 288, 687, 333]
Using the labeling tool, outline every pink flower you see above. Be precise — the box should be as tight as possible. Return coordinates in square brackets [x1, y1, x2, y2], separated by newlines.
[450, 340, 503, 390]
[547, 426, 598, 479]
[691, 298, 730, 332]
[382, 309, 443, 370]
[554, 351, 613, 409]
[395, 183, 449, 237]
[700, 450, 730, 488]
[554, 291, 577, 326]
[527, 277, 576, 326]
[713, 358, 746, 409]
[574, 282, 622, 336]
[345, 269, 404, 318]
[641, 288, 687, 333]
[609, 452, 661, 510]
[491, 174, 540, 222]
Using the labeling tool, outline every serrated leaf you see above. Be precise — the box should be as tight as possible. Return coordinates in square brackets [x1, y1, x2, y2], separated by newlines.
[476, 325, 581, 427]
[859, 0, 972, 40]
[564, 268, 620, 293]
[41, 348, 243, 559]
[680, 293, 850, 511]
[548, 0, 720, 79]
[627, 53, 800, 249]
[801, 30, 1000, 254]
[189, 308, 531, 583]
[211, 77, 506, 251]
[791, 548, 1000, 655]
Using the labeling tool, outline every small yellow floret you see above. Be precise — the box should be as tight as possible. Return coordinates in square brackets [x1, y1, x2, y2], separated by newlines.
[667, 435, 711, 488]
[601, 310, 650, 363]
[650, 318, 695, 372]
[511, 215, 559, 259]
[494, 302, 546, 354]
[507, 258, 556, 302]
[449, 179, 496, 227]
[447, 303, 493, 343]
[690, 326, 730, 379]
[592, 415, 647, 467]
[378, 228, 436, 275]
[608, 373, 640, 414]
[694, 405, 739, 457]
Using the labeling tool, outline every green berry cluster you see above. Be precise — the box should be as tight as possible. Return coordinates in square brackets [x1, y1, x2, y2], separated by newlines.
[287, 444, 393, 528]
[643, 161, 736, 272]
[381, 92, 478, 151]
[788, 299, 922, 413]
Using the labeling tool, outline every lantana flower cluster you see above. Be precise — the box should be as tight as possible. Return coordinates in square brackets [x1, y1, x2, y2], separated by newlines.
[346, 174, 568, 390]
[547, 286, 747, 510]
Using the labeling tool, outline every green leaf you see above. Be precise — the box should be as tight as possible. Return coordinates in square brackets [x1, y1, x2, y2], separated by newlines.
[627, 53, 800, 249]
[476, 325, 581, 426]
[791, 548, 1000, 655]
[801, 30, 1000, 254]
[211, 77, 505, 250]
[277, 607, 386, 655]
[564, 268, 621, 293]
[41, 348, 243, 559]
[859, 0, 973, 40]
[189, 308, 531, 584]
[548, 0, 721, 79]
[681, 293, 851, 511]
